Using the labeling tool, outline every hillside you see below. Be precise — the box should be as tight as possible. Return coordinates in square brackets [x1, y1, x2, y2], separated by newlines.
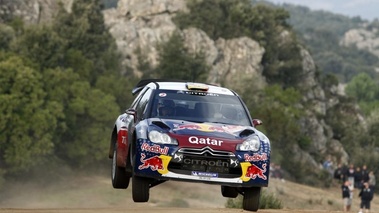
[1, 173, 377, 212]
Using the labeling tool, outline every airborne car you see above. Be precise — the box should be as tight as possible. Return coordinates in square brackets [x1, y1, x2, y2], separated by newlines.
[109, 79, 270, 212]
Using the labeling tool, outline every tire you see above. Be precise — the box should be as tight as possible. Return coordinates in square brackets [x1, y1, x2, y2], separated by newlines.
[221, 186, 238, 198]
[243, 187, 261, 212]
[132, 175, 150, 202]
[111, 144, 130, 189]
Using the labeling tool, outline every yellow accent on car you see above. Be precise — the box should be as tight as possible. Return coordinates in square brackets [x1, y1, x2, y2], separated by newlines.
[186, 83, 209, 91]
[157, 155, 172, 175]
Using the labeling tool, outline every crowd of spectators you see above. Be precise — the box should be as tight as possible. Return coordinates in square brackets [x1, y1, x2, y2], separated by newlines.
[332, 162, 376, 213]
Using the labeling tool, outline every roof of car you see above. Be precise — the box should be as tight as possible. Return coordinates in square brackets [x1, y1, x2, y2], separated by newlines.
[133, 79, 236, 96]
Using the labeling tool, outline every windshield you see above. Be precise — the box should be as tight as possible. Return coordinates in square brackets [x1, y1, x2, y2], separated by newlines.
[148, 89, 251, 126]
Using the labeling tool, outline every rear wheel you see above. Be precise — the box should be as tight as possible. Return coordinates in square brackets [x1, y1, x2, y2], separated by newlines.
[111, 144, 130, 189]
[132, 175, 150, 202]
[221, 186, 238, 198]
[243, 187, 261, 212]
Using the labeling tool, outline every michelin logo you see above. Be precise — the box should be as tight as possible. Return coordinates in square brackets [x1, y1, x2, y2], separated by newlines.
[191, 171, 218, 178]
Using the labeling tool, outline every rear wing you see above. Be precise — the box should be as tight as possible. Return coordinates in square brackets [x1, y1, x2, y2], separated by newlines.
[132, 79, 186, 95]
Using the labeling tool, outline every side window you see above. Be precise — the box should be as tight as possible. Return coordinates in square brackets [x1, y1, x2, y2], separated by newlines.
[130, 87, 148, 110]
[136, 88, 153, 119]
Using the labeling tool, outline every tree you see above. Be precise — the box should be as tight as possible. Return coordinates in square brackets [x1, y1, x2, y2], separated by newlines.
[12, 25, 66, 70]
[0, 24, 15, 50]
[345, 73, 378, 103]
[0, 54, 62, 174]
[141, 31, 210, 82]
[53, 0, 120, 84]
[1, 0, 126, 174]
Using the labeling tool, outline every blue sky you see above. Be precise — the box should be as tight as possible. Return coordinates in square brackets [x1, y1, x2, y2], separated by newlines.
[267, 0, 379, 21]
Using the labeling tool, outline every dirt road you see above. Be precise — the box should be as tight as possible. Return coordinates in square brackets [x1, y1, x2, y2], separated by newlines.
[1, 175, 377, 213]
[0, 208, 345, 213]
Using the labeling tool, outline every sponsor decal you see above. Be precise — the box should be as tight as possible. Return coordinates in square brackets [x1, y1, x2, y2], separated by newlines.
[230, 158, 239, 167]
[139, 154, 162, 170]
[188, 136, 223, 146]
[183, 158, 229, 167]
[191, 171, 218, 178]
[173, 123, 245, 135]
[120, 115, 131, 123]
[141, 142, 169, 155]
[240, 163, 267, 182]
[244, 153, 268, 162]
[184, 91, 219, 96]
[121, 136, 127, 145]
[175, 124, 202, 130]
[138, 153, 172, 175]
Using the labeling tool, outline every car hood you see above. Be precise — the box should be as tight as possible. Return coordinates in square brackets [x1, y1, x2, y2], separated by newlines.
[149, 119, 256, 139]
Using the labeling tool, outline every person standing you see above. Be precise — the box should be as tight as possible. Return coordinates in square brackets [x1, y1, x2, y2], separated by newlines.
[334, 163, 344, 184]
[342, 180, 353, 212]
[362, 165, 370, 183]
[345, 164, 355, 190]
[368, 171, 376, 191]
[358, 182, 374, 213]
[355, 166, 363, 189]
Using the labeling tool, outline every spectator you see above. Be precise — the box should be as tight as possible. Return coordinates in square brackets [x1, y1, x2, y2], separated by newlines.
[342, 180, 353, 212]
[358, 182, 374, 213]
[355, 166, 363, 189]
[334, 163, 344, 184]
[345, 164, 355, 190]
[323, 156, 334, 178]
[270, 163, 276, 178]
[362, 165, 370, 183]
[275, 164, 284, 182]
[368, 171, 376, 191]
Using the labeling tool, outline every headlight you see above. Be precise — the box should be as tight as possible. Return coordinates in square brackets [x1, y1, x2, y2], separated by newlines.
[148, 130, 178, 145]
[236, 135, 260, 151]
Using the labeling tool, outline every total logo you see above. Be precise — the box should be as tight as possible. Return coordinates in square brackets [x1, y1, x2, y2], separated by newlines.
[188, 136, 223, 146]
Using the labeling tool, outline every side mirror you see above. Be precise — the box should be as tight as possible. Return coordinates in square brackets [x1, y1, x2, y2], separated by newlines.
[126, 108, 137, 123]
[252, 119, 262, 127]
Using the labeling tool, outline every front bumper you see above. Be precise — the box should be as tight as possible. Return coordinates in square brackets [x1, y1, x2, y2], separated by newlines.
[134, 140, 270, 187]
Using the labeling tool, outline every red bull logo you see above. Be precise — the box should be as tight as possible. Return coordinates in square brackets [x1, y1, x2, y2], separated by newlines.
[208, 126, 225, 132]
[138, 154, 172, 175]
[244, 153, 268, 162]
[240, 162, 267, 181]
[175, 124, 201, 130]
[141, 142, 169, 155]
[138, 154, 163, 170]
[246, 163, 267, 180]
[173, 123, 245, 135]
[175, 123, 225, 132]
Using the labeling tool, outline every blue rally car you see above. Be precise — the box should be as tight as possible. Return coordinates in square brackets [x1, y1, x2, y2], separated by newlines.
[109, 79, 270, 211]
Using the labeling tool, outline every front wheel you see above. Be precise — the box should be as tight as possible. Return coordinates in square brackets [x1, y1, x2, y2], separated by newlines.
[132, 175, 150, 202]
[243, 187, 261, 212]
[221, 186, 238, 198]
[111, 144, 130, 189]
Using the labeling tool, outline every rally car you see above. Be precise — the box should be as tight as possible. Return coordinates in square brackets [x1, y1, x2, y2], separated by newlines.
[109, 79, 270, 212]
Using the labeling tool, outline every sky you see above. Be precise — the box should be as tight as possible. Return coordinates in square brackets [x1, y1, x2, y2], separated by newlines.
[267, 0, 379, 21]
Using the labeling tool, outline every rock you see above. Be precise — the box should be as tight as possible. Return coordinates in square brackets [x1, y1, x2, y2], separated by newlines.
[0, 0, 72, 24]
[341, 28, 379, 58]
